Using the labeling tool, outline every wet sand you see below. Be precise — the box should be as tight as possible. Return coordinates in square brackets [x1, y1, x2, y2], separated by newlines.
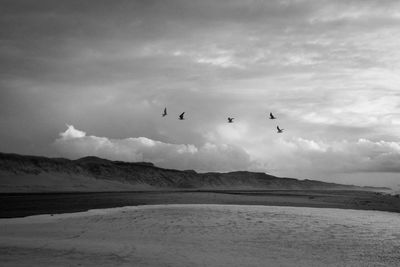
[1, 204, 400, 266]
[1, 190, 399, 218]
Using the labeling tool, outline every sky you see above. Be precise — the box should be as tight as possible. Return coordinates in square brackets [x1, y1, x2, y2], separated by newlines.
[1, 0, 400, 188]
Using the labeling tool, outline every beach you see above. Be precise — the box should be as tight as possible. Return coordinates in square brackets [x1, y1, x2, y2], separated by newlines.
[1, 204, 400, 266]
[1, 190, 400, 218]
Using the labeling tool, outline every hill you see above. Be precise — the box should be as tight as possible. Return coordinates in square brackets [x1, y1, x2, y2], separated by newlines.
[0, 152, 388, 193]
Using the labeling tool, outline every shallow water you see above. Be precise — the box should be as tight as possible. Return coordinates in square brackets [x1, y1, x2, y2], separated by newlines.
[1, 205, 400, 266]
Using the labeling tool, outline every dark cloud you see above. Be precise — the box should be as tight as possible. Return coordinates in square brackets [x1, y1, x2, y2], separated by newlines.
[0, 0, 400, 186]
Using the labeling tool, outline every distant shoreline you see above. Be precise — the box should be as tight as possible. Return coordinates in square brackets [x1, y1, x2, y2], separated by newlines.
[1, 190, 399, 218]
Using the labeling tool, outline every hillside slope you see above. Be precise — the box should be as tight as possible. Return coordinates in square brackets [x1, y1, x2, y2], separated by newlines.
[0, 152, 387, 192]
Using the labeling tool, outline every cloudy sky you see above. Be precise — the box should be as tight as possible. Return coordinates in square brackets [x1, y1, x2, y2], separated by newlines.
[1, 0, 400, 187]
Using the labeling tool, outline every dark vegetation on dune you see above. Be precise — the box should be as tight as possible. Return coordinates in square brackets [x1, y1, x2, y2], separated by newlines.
[0, 152, 388, 192]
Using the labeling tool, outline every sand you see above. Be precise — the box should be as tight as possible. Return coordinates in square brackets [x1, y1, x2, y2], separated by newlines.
[1, 204, 400, 266]
[2, 190, 400, 218]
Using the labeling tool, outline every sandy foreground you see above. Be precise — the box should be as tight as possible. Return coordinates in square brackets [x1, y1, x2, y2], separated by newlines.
[1, 205, 400, 266]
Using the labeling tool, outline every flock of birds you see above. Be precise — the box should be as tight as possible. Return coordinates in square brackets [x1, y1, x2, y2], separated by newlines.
[162, 107, 284, 133]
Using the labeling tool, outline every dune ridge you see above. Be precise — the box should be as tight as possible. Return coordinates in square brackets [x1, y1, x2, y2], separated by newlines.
[0, 152, 388, 193]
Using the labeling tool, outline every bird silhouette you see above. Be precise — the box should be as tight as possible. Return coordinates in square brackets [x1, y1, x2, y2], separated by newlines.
[277, 126, 284, 133]
[228, 117, 234, 123]
[162, 107, 167, 117]
[269, 112, 276, 119]
[179, 112, 185, 120]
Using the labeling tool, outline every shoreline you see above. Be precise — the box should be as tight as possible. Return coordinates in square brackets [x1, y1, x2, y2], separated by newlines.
[1, 204, 399, 223]
[1, 190, 400, 218]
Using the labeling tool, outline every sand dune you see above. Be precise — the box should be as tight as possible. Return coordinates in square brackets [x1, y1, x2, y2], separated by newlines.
[0, 152, 388, 192]
[1, 205, 400, 266]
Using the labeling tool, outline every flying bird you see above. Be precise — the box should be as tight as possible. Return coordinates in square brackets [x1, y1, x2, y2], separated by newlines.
[228, 117, 234, 123]
[162, 107, 167, 117]
[269, 112, 276, 119]
[277, 126, 284, 133]
[179, 112, 185, 120]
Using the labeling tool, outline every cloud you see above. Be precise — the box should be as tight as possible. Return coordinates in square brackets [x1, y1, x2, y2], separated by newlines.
[53, 125, 400, 184]
[54, 125, 252, 172]
[271, 137, 400, 174]
[60, 124, 86, 139]
[1, 0, 400, 187]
